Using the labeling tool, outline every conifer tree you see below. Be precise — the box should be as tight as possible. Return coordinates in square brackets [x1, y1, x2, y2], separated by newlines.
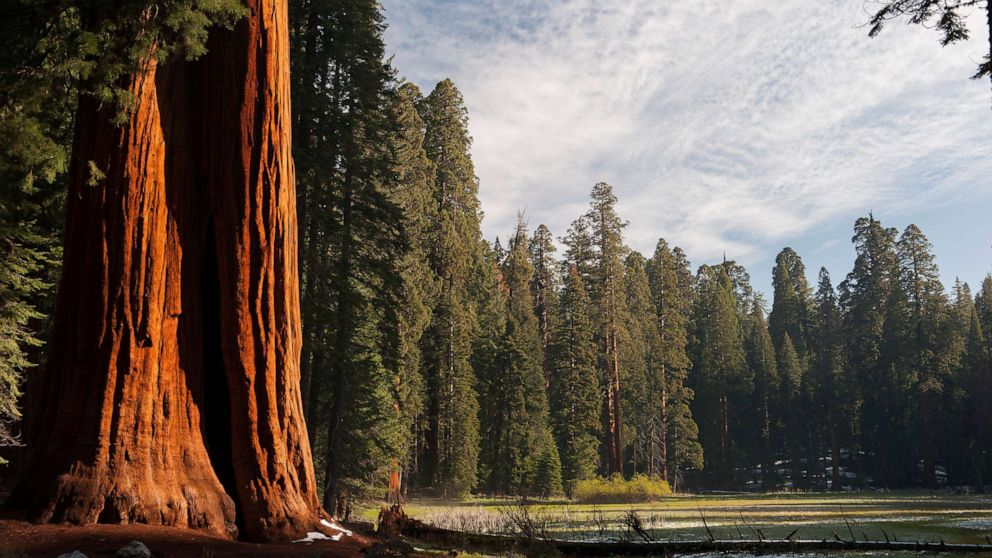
[480, 219, 556, 494]
[893, 224, 953, 486]
[561, 216, 596, 288]
[549, 265, 601, 490]
[840, 214, 898, 482]
[384, 82, 438, 492]
[290, 0, 411, 510]
[743, 300, 779, 489]
[621, 251, 661, 475]
[418, 79, 484, 496]
[769, 248, 813, 356]
[12, 0, 322, 538]
[646, 240, 703, 482]
[529, 224, 559, 386]
[691, 264, 750, 484]
[533, 432, 565, 497]
[474, 239, 508, 493]
[976, 275, 992, 349]
[583, 182, 628, 475]
[810, 268, 854, 491]
[0, 1, 74, 461]
[777, 333, 805, 484]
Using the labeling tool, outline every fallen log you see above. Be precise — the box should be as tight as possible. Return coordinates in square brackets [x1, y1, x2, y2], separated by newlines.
[400, 522, 992, 556]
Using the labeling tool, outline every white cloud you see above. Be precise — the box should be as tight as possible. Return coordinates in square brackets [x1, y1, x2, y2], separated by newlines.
[382, 0, 992, 275]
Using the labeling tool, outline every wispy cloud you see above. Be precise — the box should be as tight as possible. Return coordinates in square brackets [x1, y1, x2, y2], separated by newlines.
[382, 0, 992, 282]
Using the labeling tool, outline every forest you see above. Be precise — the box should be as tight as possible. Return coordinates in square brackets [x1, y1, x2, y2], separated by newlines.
[1, 0, 992, 552]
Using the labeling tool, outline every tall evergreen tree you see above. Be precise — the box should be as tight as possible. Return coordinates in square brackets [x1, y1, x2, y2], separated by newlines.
[646, 239, 703, 483]
[893, 224, 953, 486]
[839, 214, 899, 482]
[529, 224, 559, 387]
[418, 79, 484, 496]
[810, 268, 855, 491]
[0, 0, 74, 462]
[976, 275, 992, 349]
[743, 300, 778, 489]
[621, 251, 661, 476]
[549, 265, 601, 490]
[769, 248, 813, 356]
[384, 82, 438, 493]
[777, 333, 805, 484]
[480, 219, 558, 495]
[12, 0, 322, 539]
[290, 0, 411, 510]
[583, 182, 628, 475]
[691, 264, 751, 484]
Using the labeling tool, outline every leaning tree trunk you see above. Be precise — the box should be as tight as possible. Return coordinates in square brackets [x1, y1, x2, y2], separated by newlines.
[9, 0, 323, 542]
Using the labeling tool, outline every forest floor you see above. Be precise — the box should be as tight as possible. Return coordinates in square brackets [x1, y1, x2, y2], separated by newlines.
[0, 519, 376, 558]
[358, 490, 992, 547]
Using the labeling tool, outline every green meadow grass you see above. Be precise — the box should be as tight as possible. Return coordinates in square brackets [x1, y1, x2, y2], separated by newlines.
[359, 490, 992, 546]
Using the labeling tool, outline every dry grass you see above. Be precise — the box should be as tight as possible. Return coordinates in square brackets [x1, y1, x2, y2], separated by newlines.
[358, 490, 992, 545]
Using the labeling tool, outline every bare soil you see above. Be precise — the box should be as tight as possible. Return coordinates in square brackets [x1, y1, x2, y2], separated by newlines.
[0, 520, 374, 557]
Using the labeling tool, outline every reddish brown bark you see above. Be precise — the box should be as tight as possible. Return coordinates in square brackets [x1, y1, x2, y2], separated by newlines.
[659, 381, 668, 483]
[604, 329, 623, 476]
[10, 0, 322, 543]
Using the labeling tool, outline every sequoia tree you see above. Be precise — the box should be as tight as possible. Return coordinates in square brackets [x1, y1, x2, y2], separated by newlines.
[584, 182, 627, 476]
[10, 0, 323, 542]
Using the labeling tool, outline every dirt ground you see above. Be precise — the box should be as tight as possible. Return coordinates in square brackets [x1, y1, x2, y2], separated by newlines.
[0, 519, 375, 558]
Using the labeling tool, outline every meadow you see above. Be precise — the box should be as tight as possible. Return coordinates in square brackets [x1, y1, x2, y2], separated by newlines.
[361, 491, 992, 546]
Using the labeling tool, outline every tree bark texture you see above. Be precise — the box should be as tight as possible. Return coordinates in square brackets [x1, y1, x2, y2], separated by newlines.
[10, 0, 322, 542]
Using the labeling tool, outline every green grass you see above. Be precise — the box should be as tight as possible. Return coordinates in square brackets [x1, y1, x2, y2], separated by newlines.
[359, 490, 992, 546]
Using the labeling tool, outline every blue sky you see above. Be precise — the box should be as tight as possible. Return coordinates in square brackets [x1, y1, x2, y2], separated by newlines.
[381, 0, 992, 295]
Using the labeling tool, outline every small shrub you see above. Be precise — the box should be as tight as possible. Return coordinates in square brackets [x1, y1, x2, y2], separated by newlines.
[572, 474, 672, 504]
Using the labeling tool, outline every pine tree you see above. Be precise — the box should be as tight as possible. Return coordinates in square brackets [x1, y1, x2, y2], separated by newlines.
[549, 265, 601, 490]
[561, 216, 595, 288]
[384, 82, 438, 491]
[621, 251, 661, 476]
[976, 275, 992, 349]
[646, 239, 703, 483]
[533, 431, 564, 497]
[0, 0, 74, 462]
[691, 264, 751, 484]
[583, 182, 628, 476]
[474, 239, 508, 493]
[839, 214, 899, 483]
[529, 224, 559, 386]
[769, 248, 813, 355]
[777, 333, 804, 484]
[743, 300, 778, 489]
[810, 268, 855, 491]
[418, 79, 484, 496]
[479, 219, 556, 495]
[290, 0, 411, 510]
[893, 224, 953, 487]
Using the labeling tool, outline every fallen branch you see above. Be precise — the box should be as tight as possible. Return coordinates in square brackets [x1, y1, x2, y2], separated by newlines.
[399, 522, 992, 557]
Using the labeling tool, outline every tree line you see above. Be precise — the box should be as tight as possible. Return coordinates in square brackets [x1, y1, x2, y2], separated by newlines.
[284, 0, 992, 498]
[2, 0, 991, 510]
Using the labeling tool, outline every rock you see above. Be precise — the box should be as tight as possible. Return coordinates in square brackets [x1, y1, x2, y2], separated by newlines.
[56, 551, 88, 558]
[116, 540, 151, 558]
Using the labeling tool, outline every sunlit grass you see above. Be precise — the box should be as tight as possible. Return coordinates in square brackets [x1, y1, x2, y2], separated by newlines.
[356, 490, 992, 546]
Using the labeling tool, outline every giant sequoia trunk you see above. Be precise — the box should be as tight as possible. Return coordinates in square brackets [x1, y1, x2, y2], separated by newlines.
[10, 0, 323, 542]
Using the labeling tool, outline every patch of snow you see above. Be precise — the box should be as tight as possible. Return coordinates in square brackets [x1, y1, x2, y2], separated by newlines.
[320, 518, 353, 536]
[293, 531, 343, 543]
[56, 552, 88, 558]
